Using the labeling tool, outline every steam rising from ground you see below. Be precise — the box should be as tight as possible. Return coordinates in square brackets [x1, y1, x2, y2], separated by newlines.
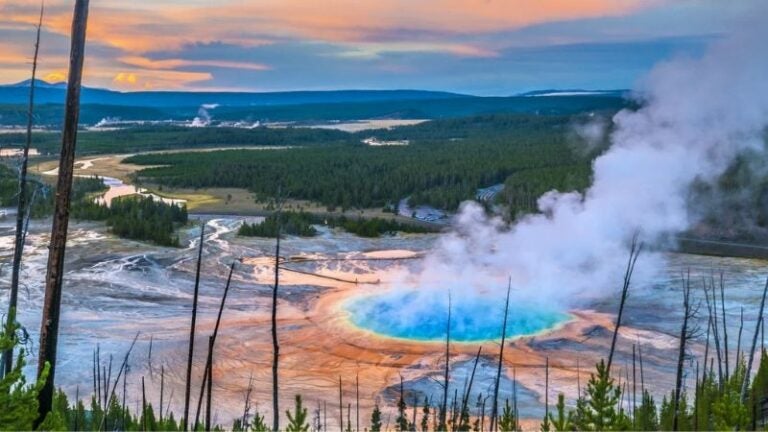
[399, 17, 768, 313]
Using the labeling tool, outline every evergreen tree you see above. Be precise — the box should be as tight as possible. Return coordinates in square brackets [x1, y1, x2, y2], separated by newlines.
[548, 393, 574, 431]
[285, 395, 310, 432]
[498, 399, 516, 432]
[574, 359, 629, 431]
[371, 403, 383, 432]
[633, 391, 659, 431]
[750, 349, 768, 429]
[421, 400, 430, 431]
[711, 359, 749, 430]
[0, 322, 50, 430]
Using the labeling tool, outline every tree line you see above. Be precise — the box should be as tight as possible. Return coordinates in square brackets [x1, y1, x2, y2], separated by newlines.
[237, 211, 433, 238]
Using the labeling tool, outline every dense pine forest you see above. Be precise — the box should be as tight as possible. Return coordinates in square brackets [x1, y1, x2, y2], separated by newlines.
[74, 196, 188, 246]
[126, 114, 601, 213]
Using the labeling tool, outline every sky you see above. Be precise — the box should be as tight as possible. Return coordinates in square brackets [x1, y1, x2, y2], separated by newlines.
[0, 1, 758, 95]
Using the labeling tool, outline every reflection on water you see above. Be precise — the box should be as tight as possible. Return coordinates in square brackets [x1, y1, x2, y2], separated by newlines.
[94, 176, 186, 207]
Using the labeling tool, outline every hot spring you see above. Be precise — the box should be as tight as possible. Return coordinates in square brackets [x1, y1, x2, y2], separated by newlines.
[345, 290, 570, 342]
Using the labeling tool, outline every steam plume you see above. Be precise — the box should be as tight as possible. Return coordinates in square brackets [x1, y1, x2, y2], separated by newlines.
[405, 16, 768, 308]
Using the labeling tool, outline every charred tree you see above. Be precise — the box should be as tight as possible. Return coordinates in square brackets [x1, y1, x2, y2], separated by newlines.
[672, 274, 699, 431]
[35, 0, 89, 424]
[339, 376, 344, 431]
[741, 276, 768, 403]
[183, 223, 206, 431]
[356, 372, 360, 432]
[99, 332, 140, 431]
[704, 281, 724, 385]
[142, 376, 148, 431]
[160, 365, 165, 423]
[490, 280, 512, 432]
[719, 272, 729, 380]
[438, 293, 451, 431]
[459, 346, 482, 431]
[194, 261, 237, 426]
[205, 335, 214, 431]
[2, 1, 44, 378]
[272, 190, 284, 432]
[736, 307, 744, 368]
[607, 233, 642, 373]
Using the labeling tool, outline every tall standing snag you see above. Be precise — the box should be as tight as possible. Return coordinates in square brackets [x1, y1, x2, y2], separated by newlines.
[195, 260, 237, 427]
[35, 0, 89, 424]
[183, 223, 206, 430]
[272, 190, 284, 432]
[672, 274, 699, 431]
[490, 279, 512, 432]
[439, 292, 451, 431]
[719, 273, 729, 381]
[607, 233, 642, 374]
[3, 0, 44, 379]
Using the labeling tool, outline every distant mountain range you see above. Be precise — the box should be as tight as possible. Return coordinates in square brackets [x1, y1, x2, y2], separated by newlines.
[0, 80, 631, 126]
[0, 79, 470, 107]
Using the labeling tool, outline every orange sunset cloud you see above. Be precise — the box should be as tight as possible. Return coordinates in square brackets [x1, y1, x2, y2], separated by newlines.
[0, 0, 673, 91]
[3, 0, 654, 54]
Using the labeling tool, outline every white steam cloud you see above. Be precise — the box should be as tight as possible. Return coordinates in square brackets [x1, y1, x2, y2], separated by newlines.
[190, 103, 218, 127]
[402, 17, 768, 309]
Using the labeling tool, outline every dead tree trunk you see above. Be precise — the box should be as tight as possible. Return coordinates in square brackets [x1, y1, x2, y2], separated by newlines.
[632, 344, 637, 415]
[205, 335, 214, 431]
[3, 1, 43, 379]
[183, 223, 206, 431]
[703, 314, 711, 378]
[639, 343, 645, 395]
[439, 293, 451, 431]
[720, 273, 729, 381]
[35, 0, 89, 424]
[459, 346, 482, 430]
[160, 365, 165, 423]
[736, 307, 744, 369]
[195, 261, 237, 426]
[673, 274, 699, 431]
[741, 276, 768, 403]
[142, 376, 147, 431]
[545, 357, 550, 427]
[272, 196, 283, 432]
[339, 376, 344, 431]
[490, 280, 512, 431]
[704, 282, 724, 385]
[608, 234, 642, 374]
[99, 332, 140, 431]
[512, 366, 519, 431]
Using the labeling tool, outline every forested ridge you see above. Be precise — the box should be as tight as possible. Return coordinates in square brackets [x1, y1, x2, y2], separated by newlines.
[0, 93, 629, 126]
[0, 125, 352, 155]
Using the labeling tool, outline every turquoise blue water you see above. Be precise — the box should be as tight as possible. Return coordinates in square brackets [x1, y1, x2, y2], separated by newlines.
[345, 290, 569, 342]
